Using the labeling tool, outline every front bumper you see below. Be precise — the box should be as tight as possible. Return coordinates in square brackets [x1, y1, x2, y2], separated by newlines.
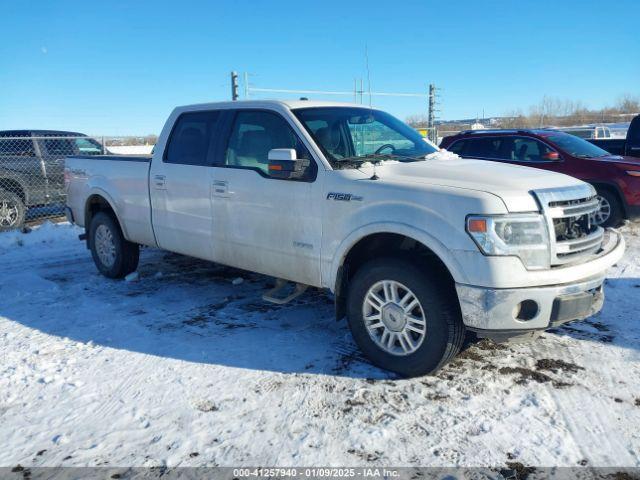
[455, 230, 624, 333]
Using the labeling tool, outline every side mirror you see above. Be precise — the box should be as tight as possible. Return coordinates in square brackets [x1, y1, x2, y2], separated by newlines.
[267, 148, 307, 179]
[542, 151, 561, 161]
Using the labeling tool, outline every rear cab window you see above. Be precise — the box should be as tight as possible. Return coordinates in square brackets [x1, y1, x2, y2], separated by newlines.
[165, 111, 221, 166]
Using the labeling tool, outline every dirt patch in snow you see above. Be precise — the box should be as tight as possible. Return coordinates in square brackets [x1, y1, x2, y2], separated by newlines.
[535, 358, 584, 374]
[346, 448, 384, 462]
[498, 366, 573, 388]
[502, 462, 536, 480]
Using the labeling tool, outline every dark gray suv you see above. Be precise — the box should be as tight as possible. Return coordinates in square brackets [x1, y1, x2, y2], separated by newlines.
[0, 130, 104, 230]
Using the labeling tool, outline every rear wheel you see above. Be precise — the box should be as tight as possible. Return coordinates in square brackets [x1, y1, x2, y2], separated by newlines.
[0, 189, 26, 231]
[346, 257, 465, 377]
[89, 212, 139, 278]
[592, 189, 623, 228]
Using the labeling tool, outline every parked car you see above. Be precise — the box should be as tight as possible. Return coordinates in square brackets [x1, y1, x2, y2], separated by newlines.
[588, 114, 640, 158]
[0, 130, 104, 230]
[65, 100, 624, 376]
[555, 125, 611, 139]
[440, 129, 640, 227]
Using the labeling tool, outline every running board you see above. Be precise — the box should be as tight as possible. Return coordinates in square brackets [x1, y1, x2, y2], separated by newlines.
[262, 279, 308, 305]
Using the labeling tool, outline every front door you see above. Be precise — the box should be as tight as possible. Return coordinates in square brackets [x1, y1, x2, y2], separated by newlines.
[211, 109, 323, 286]
[149, 110, 221, 260]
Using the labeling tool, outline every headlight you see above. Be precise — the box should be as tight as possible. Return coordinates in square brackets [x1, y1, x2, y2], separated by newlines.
[466, 214, 550, 270]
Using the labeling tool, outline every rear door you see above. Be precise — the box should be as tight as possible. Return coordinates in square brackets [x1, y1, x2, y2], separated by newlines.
[0, 134, 42, 205]
[149, 110, 222, 260]
[38, 135, 78, 203]
[210, 109, 323, 286]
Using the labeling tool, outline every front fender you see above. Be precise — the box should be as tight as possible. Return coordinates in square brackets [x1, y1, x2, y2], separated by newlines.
[325, 221, 471, 292]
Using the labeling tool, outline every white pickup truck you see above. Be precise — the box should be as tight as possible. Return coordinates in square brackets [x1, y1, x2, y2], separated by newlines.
[65, 100, 625, 376]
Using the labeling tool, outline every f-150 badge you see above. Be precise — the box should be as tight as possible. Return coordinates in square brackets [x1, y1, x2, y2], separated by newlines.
[326, 192, 363, 202]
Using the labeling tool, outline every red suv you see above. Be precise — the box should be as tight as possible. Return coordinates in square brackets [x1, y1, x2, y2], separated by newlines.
[440, 129, 640, 227]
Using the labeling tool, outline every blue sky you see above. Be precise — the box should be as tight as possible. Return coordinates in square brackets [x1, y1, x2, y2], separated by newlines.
[1, 0, 638, 135]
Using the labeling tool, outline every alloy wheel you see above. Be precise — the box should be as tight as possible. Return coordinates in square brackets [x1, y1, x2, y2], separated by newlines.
[0, 200, 19, 228]
[591, 195, 611, 226]
[362, 280, 427, 356]
[95, 224, 117, 267]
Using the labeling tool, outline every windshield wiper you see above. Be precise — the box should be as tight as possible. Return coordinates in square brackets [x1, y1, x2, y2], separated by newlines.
[334, 153, 422, 164]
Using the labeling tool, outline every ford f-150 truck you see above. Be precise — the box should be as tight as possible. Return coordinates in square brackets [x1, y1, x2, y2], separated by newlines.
[65, 100, 625, 376]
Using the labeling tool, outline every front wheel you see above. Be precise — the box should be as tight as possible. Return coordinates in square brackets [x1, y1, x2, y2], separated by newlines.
[89, 212, 139, 278]
[592, 189, 623, 228]
[0, 189, 26, 231]
[346, 257, 465, 377]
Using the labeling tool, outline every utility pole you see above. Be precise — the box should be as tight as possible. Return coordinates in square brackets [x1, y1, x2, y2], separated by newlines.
[231, 71, 239, 101]
[427, 83, 437, 143]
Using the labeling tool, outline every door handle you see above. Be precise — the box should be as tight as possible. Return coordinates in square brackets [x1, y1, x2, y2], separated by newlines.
[212, 180, 228, 196]
[154, 175, 166, 189]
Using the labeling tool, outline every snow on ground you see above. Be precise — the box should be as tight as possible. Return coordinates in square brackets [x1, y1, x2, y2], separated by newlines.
[0, 222, 639, 469]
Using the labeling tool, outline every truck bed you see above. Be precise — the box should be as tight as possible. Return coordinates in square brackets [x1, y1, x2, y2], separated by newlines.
[588, 138, 626, 156]
[65, 154, 157, 247]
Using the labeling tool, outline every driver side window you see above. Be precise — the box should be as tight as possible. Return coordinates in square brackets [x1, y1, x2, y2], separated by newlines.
[224, 110, 315, 179]
[508, 137, 553, 162]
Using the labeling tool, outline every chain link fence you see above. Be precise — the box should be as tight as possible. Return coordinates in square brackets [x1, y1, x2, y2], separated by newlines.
[0, 133, 154, 231]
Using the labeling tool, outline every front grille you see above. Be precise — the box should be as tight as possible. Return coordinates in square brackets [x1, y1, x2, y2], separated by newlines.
[533, 185, 604, 266]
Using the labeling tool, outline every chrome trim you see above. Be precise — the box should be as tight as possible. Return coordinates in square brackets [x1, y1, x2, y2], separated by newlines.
[555, 229, 603, 255]
[532, 184, 604, 266]
[457, 275, 605, 331]
[547, 198, 600, 218]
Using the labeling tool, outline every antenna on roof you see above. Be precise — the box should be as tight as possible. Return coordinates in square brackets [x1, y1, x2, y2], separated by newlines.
[364, 45, 378, 180]
[365, 45, 372, 107]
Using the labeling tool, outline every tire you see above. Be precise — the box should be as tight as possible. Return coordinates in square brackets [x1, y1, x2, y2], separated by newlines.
[593, 189, 623, 228]
[89, 212, 139, 279]
[0, 189, 26, 231]
[346, 257, 465, 377]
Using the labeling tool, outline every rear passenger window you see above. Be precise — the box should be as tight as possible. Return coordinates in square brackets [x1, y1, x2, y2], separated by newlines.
[460, 137, 504, 159]
[165, 111, 220, 165]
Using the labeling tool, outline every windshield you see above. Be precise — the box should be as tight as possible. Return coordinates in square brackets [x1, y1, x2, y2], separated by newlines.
[293, 107, 437, 166]
[544, 133, 611, 158]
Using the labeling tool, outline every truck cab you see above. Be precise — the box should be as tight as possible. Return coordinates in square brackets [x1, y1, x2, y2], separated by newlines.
[65, 101, 625, 376]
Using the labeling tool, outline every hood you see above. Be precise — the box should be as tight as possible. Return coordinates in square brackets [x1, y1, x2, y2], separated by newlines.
[593, 154, 640, 167]
[368, 157, 586, 212]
